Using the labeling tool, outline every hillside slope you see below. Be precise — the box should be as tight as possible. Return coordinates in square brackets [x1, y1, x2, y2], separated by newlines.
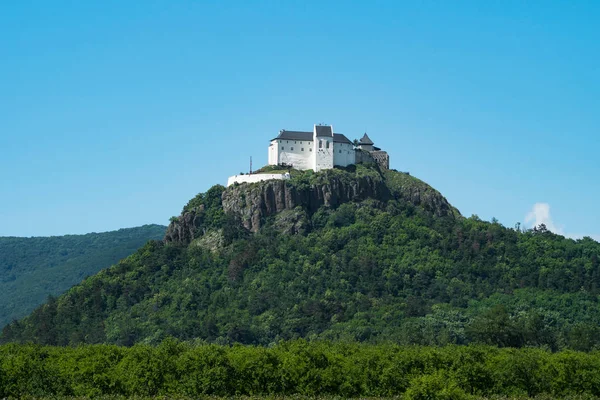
[0, 224, 165, 328]
[3, 165, 600, 351]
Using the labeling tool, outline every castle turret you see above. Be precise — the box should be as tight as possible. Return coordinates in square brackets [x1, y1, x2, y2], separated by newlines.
[355, 132, 389, 170]
[358, 133, 375, 151]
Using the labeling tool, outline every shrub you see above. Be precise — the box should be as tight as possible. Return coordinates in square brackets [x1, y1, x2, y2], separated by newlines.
[405, 371, 469, 400]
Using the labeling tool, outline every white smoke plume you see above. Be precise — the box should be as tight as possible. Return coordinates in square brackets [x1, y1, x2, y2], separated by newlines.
[525, 203, 599, 242]
[525, 203, 563, 234]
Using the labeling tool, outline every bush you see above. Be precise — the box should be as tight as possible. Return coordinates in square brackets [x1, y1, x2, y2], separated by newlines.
[405, 371, 469, 400]
[2, 342, 600, 397]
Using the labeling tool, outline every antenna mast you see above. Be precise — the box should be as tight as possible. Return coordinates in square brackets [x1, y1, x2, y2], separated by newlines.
[250, 156, 253, 175]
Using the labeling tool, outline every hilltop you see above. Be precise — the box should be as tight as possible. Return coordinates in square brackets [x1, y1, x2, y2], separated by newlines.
[3, 165, 600, 350]
[0, 224, 166, 328]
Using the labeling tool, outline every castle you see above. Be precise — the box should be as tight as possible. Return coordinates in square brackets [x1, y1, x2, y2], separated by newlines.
[228, 124, 389, 186]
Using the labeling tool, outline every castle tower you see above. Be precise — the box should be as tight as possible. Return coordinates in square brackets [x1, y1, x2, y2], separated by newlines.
[357, 133, 374, 151]
[313, 124, 334, 171]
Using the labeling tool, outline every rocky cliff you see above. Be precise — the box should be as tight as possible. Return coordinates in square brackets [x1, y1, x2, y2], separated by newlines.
[164, 166, 460, 244]
[222, 174, 390, 232]
[383, 170, 461, 220]
[164, 207, 204, 244]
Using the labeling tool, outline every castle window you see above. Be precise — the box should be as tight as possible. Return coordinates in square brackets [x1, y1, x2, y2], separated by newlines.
[310, 148, 312, 151]
[301, 148, 304, 151]
[281, 146, 284, 150]
[291, 147, 294, 151]
[326, 142, 330, 149]
[319, 141, 322, 149]
[339, 150, 342, 153]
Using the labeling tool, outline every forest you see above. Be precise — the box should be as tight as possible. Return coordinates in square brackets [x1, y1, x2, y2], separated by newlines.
[0, 224, 165, 328]
[0, 339, 600, 400]
[2, 340, 600, 398]
[3, 165, 600, 351]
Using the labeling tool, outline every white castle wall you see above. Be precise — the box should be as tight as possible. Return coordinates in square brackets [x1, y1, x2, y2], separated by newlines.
[227, 173, 291, 187]
[268, 141, 279, 165]
[270, 139, 313, 170]
[333, 142, 355, 167]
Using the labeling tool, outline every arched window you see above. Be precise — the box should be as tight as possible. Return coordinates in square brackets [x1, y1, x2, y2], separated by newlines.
[319, 141, 323, 149]
[326, 141, 330, 149]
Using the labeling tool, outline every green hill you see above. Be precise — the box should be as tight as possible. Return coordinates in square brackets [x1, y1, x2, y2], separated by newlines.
[3, 164, 600, 351]
[0, 224, 165, 328]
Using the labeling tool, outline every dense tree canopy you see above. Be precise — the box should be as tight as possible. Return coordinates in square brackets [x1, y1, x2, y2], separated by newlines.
[3, 341, 600, 398]
[0, 224, 165, 328]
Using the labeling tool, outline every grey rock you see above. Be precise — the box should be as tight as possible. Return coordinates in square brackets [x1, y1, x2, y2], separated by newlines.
[221, 174, 391, 232]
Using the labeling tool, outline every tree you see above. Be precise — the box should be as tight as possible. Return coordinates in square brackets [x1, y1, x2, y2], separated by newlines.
[467, 305, 523, 347]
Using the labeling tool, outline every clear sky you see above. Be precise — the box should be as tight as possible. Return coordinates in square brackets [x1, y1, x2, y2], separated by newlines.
[1, 1, 598, 240]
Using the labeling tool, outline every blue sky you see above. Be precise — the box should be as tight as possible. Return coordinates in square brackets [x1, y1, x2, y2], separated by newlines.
[1, 1, 598, 239]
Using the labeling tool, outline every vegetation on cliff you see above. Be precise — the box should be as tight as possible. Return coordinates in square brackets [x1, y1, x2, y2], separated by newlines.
[0, 224, 166, 328]
[2, 164, 600, 351]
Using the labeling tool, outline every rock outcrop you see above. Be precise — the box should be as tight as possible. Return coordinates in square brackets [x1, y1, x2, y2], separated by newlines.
[383, 170, 460, 219]
[400, 184, 457, 218]
[222, 174, 391, 232]
[164, 205, 204, 244]
[165, 167, 460, 244]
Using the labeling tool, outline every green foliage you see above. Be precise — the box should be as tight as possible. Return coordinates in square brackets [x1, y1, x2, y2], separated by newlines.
[181, 185, 227, 236]
[404, 371, 469, 400]
[182, 184, 225, 214]
[286, 163, 380, 190]
[0, 225, 165, 329]
[383, 169, 461, 218]
[253, 164, 296, 174]
[2, 341, 600, 397]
